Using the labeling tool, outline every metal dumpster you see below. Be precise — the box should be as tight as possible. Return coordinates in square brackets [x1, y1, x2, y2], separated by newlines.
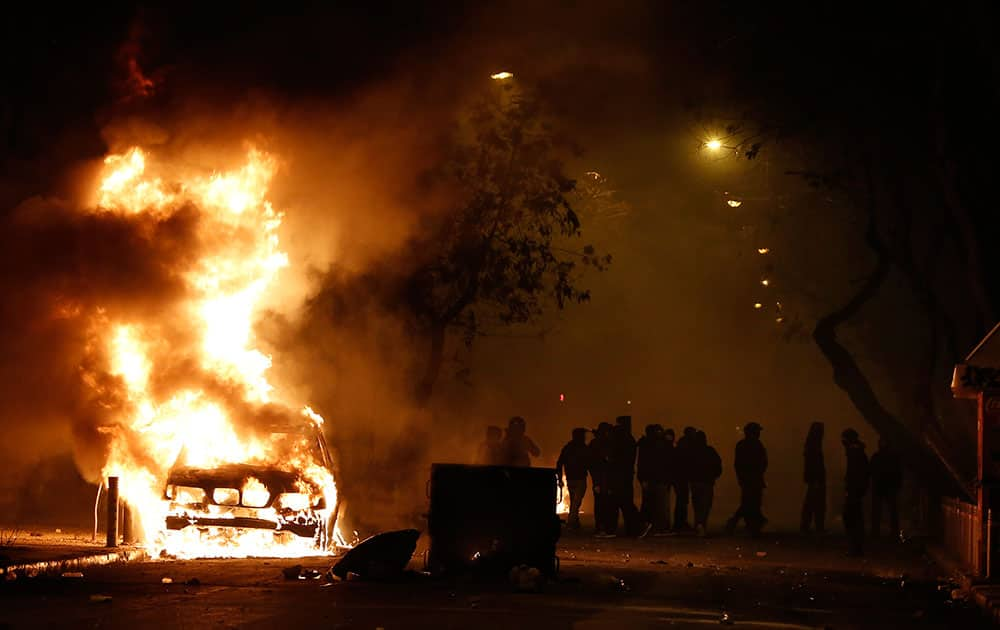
[427, 463, 560, 576]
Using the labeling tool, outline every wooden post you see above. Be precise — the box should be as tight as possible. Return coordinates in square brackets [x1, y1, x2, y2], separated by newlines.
[106, 476, 119, 548]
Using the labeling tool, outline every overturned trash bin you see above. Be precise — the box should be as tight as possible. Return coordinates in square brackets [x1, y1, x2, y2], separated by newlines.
[329, 529, 420, 581]
[427, 464, 560, 577]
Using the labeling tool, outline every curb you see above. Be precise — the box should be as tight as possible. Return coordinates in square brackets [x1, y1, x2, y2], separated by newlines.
[1, 547, 149, 580]
[926, 544, 1000, 624]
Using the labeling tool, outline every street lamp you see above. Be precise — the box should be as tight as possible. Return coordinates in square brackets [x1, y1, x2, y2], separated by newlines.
[491, 71, 514, 80]
[705, 138, 722, 151]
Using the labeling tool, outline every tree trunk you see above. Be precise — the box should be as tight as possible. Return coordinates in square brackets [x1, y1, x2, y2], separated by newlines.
[812, 163, 971, 498]
[414, 323, 446, 406]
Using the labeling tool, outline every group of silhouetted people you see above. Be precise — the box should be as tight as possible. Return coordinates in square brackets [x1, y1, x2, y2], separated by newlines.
[803, 423, 903, 556]
[476, 415, 904, 555]
[551, 416, 727, 539]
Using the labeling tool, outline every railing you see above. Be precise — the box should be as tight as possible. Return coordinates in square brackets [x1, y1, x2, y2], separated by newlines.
[941, 496, 985, 576]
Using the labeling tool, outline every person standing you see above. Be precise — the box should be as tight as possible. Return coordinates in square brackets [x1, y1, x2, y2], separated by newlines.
[637, 424, 670, 534]
[477, 426, 503, 465]
[800, 422, 826, 534]
[842, 428, 870, 556]
[869, 436, 902, 539]
[673, 426, 697, 532]
[556, 428, 590, 531]
[609, 416, 651, 538]
[589, 422, 615, 537]
[501, 416, 540, 467]
[725, 422, 768, 537]
[690, 430, 722, 537]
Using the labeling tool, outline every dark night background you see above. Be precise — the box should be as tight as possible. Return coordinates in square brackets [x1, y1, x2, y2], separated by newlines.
[1, 1, 998, 534]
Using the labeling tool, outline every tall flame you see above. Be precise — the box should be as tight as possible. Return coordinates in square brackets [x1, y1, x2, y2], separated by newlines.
[90, 146, 342, 557]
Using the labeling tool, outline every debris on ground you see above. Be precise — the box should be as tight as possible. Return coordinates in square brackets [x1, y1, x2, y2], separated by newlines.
[61, 572, 84, 579]
[282, 565, 304, 580]
[509, 565, 544, 593]
[719, 610, 734, 625]
[329, 529, 420, 581]
[89, 594, 113, 603]
[161, 577, 173, 584]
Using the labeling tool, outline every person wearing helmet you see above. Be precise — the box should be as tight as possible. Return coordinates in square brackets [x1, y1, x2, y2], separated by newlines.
[725, 422, 768, 537]
[501, 416, 540, 467]
[556, 428, 590, 530]
[842, 428, 870, 556]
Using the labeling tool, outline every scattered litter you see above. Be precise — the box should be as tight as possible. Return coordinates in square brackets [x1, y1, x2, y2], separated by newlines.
[720, 611, 733, 625]
[61, 572, 84, 579]
[755, 551, 767, 558]
[299, 569, 322, 580]
[509, 565, 543, 593]
[161, 577, 173, 584]
[89, 594, 113, 604]
[186, 577, 201, 586]
[623, 553, 631, 563]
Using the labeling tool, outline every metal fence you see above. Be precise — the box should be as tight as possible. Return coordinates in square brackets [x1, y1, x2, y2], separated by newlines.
[941, 496, 986, 576]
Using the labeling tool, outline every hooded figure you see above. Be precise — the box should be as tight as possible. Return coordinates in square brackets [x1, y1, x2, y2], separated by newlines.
[672, 426, 698, 532]
[689, 430, 722, 536]
[605, 416, 650, 538]
[589, 422, 615, 536]
[842, 428, 870, 556]
[637, 424, 670, 534]
[800, 422, 826, 534]
[501, 416, 540, 467]
[725, 422, 768, 537]
[557, 428, 590, 530]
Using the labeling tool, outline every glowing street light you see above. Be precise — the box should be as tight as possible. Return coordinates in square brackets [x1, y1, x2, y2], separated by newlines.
[491, 71, 514, 80]
[761, 279, 770, 287]
[705, 138, 722, 151]
[754, 302, 763, 310]
[757, 247, 770, 254]
[726, 199, 743, 208]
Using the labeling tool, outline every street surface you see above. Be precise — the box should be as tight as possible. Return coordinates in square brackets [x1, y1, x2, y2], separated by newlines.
[0, 531, 990, 629]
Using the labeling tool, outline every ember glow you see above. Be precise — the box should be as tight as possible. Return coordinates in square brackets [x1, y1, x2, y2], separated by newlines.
[89, 146, 345, 557]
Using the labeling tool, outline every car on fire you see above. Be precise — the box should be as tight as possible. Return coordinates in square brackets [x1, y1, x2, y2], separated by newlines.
[161, 417, 340, 553]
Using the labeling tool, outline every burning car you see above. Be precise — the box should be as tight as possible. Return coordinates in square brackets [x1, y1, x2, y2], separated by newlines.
[159, 417, 341, 557]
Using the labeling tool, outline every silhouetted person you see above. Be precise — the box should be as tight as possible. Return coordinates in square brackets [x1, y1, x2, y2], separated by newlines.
[556, 428, 590, 530]
[607, 416, 650, 538]
[589, 422, 615, 537]
[501, 416, 540, 467]
[637, 424, 670, 534]
[673, 426, 697, 532]
[842, 428, 870, 556]
[690, 430, 722, 537]
[661, 428, 677, 532]
[725, 422, 768, 537]
[870, 436, 901, 539]
[800, 422, 826, 534]
[477, 426, 503, 465]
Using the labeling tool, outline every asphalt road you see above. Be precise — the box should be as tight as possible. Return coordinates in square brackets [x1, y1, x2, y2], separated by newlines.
[0, 533, 990, 629]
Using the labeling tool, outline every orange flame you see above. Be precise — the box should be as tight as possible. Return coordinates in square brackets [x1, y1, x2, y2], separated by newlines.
[91, 146, 344, 557]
